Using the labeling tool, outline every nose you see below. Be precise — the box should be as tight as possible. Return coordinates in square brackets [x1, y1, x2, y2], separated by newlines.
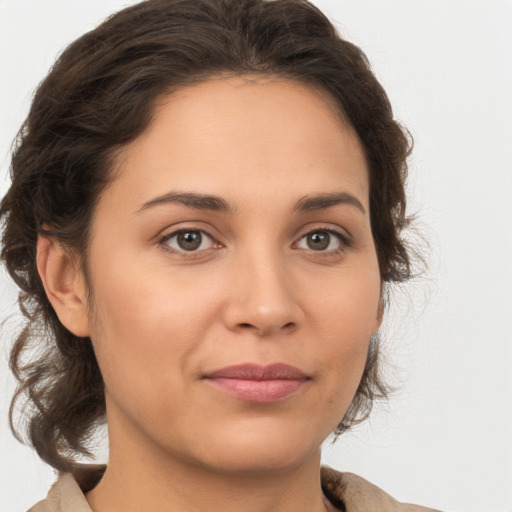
[222, 249, 303, 337]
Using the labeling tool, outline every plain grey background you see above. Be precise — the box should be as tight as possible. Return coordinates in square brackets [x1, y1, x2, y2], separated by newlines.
[1, 1, 511, 511]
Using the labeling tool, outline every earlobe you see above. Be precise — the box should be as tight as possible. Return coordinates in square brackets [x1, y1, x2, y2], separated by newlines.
[36, 235, 90, 337]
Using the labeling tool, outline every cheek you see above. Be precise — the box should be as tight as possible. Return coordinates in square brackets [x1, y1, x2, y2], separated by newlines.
[85, 257, 222, 398]
[307, 264, 381, 344]
[305, 266, 380, 401]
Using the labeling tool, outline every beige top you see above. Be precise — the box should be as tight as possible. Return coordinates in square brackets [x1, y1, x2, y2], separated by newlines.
[28, 465, 441, 512]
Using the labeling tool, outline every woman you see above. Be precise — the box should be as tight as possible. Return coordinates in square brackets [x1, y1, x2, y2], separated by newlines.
[0, 0, 440, 510]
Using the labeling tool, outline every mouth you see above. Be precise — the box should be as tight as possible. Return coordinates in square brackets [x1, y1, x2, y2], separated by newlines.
[202, 363, 310, 403]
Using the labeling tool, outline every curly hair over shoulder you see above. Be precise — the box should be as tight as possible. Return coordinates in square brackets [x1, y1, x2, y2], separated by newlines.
[0, 0, 413, 472]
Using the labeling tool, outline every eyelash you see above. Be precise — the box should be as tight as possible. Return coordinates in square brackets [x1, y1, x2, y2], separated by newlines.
[159, 229, 219, 255]
[158, 226, 351, 257]
[295, 228, 351, 255]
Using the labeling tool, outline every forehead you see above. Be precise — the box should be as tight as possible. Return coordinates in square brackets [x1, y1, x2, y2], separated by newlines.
[103, 76, 369, 215]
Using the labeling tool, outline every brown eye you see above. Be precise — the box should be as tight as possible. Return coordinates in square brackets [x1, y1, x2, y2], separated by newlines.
[296, 229, 345, 252]
[306, 231, 330, 251]
[177, 231, 202, 251]
[163, 229, 215, 253]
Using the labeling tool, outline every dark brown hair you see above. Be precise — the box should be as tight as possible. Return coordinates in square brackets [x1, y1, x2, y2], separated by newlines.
[0, 0, 412, 472]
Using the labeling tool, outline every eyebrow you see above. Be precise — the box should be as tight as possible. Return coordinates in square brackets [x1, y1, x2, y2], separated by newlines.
[294, 192, 366, 214]
[136, 190, 365, 215]
[136, 192, 232, 214]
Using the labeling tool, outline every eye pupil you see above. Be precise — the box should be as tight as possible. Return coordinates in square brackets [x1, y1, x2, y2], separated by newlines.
[177, 231, 202, 251]
[307, 231, 330, 250]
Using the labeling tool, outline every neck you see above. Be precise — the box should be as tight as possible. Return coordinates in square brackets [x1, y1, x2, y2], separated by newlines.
[86, 424, 332, 512]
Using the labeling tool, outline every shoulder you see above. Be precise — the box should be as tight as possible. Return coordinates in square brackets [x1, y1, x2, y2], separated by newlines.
[27, 465, 104, 512]
[321, 466, 443, 512]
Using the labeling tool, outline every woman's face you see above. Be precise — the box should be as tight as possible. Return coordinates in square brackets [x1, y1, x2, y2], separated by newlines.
[81, 76, 381, 474]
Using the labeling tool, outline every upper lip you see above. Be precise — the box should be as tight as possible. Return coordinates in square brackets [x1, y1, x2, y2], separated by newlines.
[204, 363, 309, 380]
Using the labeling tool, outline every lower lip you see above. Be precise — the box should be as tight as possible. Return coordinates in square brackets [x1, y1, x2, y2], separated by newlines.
[205, 378, 307, 403]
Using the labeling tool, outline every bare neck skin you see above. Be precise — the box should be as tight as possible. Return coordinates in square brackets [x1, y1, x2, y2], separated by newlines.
[86, 412, 337, 512]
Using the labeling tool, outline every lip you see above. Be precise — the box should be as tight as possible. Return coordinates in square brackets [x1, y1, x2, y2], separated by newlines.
[203, 363, 310, 403]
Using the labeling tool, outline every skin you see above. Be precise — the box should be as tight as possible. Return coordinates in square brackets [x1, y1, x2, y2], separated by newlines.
[37, 76, 382, 512]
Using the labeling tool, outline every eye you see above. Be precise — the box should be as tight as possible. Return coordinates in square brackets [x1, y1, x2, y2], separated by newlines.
[296, 229, 346, 252]
[161, 229, 216, 253]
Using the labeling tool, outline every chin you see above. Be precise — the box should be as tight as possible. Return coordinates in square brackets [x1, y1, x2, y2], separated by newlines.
[180, 420, 326, 476]
[202, 448, 318, 477]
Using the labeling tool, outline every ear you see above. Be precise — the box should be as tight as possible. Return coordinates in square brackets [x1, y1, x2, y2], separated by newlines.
[36, 235, 90, 337]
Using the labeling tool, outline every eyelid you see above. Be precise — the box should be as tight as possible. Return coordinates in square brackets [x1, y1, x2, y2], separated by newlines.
[156, 223, 352, 256]
[159, 227, 222, 255]
[293, 225, 352, 252]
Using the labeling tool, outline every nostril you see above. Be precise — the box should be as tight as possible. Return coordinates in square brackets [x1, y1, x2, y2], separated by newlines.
[236, 321, 296, 335]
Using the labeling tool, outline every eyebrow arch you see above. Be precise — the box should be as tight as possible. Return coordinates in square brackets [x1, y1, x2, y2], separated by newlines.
[294, 192, 366, 214]
[136, 192, 232, 214]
